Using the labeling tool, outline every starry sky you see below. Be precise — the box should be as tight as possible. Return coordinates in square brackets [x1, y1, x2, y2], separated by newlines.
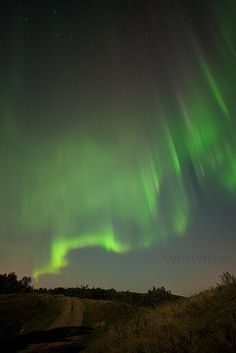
[0, 0, 236, 295]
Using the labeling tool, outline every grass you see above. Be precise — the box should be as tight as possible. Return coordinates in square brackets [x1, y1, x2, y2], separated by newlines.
[0, 293, 63, 341]
[1, 274, 235, 353]
[0, 292, 134, 352]
[83, 279, 236, 353]
[67, 298, 138, 352]
[82, 298, 137, 327]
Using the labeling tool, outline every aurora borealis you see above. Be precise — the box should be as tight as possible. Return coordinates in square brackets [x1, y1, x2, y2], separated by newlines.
[0, 0, 235, 294]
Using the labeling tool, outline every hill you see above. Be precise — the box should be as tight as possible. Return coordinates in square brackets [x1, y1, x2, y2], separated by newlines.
[85, 272, 236, 353]
[0, 293, 63, 341]
[0, 272, 235, 353]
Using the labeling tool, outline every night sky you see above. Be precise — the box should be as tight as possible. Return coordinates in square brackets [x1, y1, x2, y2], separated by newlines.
[0, 0, 236, 295]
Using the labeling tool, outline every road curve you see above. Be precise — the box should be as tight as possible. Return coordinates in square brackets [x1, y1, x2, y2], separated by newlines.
[49, 296, 84, 328]
[18, 296, 84, 353]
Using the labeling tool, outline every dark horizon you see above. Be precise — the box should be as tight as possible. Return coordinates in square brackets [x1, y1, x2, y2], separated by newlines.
[0, 0, 235, 296]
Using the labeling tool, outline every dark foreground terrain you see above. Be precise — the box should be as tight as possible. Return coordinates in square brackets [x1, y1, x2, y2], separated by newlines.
[0, 273, 236, 353]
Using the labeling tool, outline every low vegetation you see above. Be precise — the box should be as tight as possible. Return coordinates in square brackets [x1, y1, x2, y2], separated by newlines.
[0, 293, 63, 341]
[84, 271, 236, 353]
[0, 271, 235, 353]
[39, 284, 177, 307]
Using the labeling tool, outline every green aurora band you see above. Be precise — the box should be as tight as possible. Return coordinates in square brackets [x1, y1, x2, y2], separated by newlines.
[0, 1, 235, 281]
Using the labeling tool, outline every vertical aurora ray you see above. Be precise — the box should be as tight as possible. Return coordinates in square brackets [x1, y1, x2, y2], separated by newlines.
[197, 52, 229, 117]
[0, 0, 236, 281]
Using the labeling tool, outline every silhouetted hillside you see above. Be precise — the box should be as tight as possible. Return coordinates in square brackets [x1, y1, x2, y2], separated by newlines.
[85, 272, 236, 353]
[37, 283, 177, 307]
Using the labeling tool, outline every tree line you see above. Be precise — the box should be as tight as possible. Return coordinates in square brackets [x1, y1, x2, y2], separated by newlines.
[0, 272, 32, 294]
[0, 272, 176, 306]
[38, 284, 176, 307]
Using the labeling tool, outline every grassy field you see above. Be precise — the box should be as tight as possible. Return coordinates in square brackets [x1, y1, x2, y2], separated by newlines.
[84, 277, 236, 353]
[60, 298, 138, 352]
[82, 298, 138, 327]
[0, 275, 235, 353]
[0, 293, 63, 341]
[0, 293, 136, 352]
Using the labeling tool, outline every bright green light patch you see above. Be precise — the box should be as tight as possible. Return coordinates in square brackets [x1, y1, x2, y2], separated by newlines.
[1, 1, 236, 282]
[33, 225, 131, 280]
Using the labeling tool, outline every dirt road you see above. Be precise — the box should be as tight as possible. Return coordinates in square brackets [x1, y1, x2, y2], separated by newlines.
[49, 296, 84, 328]
[16, 296, 87, 353]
